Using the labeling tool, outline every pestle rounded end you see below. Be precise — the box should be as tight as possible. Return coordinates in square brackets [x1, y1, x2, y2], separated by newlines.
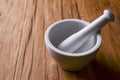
[103, 10, 115, 21]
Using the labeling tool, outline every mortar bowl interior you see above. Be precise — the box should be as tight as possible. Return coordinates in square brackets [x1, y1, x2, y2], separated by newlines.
[45, 19, 102, 56]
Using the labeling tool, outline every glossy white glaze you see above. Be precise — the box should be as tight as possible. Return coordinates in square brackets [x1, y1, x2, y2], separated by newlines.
[45, 19, 102, 71]
[58, 10, 114, 53]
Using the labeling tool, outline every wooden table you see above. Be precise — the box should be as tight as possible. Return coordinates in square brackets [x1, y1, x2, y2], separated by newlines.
[0, 0, 120, 80]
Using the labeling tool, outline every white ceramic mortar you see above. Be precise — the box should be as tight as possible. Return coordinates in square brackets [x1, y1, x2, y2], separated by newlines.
[45, 19, 102, 71]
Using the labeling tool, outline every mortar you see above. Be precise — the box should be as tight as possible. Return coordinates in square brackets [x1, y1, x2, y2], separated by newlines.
[45, 19, 102, 71]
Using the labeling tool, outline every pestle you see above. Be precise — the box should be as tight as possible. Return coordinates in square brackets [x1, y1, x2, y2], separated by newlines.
[57, 10, 114, 53]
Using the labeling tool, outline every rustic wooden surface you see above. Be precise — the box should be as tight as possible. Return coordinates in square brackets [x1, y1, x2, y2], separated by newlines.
[0, 0, 120, 80]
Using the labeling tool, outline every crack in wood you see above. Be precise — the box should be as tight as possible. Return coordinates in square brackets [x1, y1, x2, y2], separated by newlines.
[20, 43, 27, 80]
[75, 0, 81, 19]
[20, 0, 28, 80]
[27, 19, 33, 44]
[61, 0, 63, 19]
[0, 13, 1, 16]
[27, 0, 37, 79]
[57, 64, 60, 80]
[13, 27, 23, 80]
[70, 3, 74, 18]
[28, 42, 34, 80]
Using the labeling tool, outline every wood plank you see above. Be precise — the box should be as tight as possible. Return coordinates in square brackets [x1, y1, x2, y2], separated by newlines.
[44, 0, 62, 80]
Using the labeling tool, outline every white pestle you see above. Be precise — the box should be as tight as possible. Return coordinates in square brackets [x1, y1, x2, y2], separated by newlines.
[58, 10, 114, 53]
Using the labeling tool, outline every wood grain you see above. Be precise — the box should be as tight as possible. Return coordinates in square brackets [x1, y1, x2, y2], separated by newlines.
[0, 0, 120, 80]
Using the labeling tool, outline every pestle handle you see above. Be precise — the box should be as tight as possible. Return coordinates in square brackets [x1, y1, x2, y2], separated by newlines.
[58, 10, 114, 53]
